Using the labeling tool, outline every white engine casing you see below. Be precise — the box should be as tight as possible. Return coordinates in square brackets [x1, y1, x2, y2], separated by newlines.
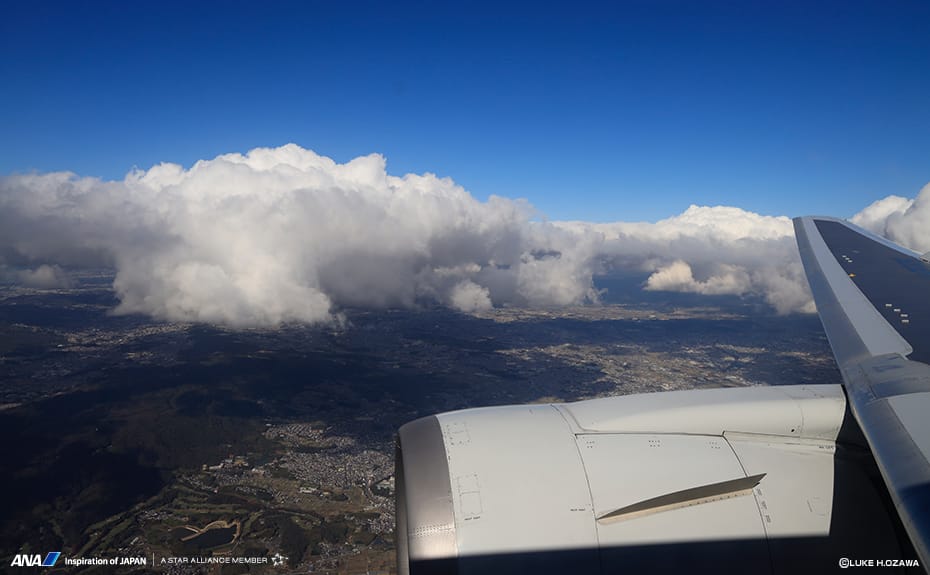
[396, 384, 910, 574]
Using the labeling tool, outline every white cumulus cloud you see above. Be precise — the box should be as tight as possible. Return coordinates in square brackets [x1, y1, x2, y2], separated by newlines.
[851, 183, 930, 254]
[850, 195, 913, 236]
[8, 144, 893, 326]
[0, 144, 599, 326]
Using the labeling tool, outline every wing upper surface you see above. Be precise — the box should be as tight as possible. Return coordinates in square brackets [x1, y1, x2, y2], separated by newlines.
[795, 216, 930, 569]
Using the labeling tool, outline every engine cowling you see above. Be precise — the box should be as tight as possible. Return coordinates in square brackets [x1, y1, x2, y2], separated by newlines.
[396, 385, 912, 574]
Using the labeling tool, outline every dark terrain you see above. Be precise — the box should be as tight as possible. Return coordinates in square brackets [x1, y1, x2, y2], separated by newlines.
[0, 271, 840, 573]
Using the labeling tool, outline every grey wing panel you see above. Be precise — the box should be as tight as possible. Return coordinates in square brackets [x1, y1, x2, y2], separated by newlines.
[812, 218, 930, 363]
[795, 216, 930, 568]
[793, 217, 912, 366]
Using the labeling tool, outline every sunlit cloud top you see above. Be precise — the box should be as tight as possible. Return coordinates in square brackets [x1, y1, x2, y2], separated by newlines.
[8, 145, 928, 327]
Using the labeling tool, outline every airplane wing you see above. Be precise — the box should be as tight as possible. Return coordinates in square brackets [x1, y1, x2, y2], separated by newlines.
[394, 216, 926, 575]
[794, 216, 930, 568]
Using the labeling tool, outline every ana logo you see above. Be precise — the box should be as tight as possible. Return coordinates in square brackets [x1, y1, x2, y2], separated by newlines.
[10, 552, 61, 567]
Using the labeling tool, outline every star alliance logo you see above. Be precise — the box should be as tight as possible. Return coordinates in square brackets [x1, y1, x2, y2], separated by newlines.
[9, 552, 61, 567]
[271, 553, 287, 567]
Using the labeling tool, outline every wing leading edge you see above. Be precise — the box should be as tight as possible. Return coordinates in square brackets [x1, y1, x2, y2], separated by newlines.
[795, 216, 930, 568]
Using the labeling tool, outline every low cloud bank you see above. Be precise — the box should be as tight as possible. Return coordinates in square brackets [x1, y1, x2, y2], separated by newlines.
[2, 144, 927, 326]
[4, 264, 73, 289]
[556, 206, 812, 314]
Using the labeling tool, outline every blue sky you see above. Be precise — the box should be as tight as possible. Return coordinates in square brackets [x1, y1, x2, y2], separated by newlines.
[2, 0, 929, 222]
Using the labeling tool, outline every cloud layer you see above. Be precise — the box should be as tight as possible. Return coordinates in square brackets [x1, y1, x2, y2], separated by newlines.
[3, 144, 927, 327]
[556, 206, 812, 314]
[1, 145, 599, 326]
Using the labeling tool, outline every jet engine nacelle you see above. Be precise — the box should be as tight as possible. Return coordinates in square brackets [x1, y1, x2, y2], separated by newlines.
[396, 385, 913, 574]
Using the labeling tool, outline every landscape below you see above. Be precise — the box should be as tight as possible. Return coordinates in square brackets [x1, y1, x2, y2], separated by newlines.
[0, 271, 840, 574]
